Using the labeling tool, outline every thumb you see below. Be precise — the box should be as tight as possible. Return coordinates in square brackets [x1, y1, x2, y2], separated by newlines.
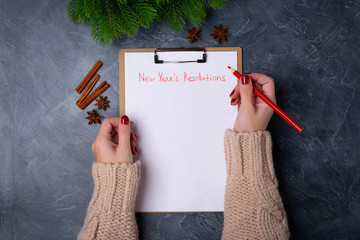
[239, 75, 255, 109]
[116, 115, 132, 161]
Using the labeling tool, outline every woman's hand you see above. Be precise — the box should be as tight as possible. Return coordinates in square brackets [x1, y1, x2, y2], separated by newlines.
[91, 115, 139, 164]
[229, 73, 276, 133]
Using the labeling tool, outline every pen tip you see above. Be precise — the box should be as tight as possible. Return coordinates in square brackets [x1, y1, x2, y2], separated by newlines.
[227, 66, 231, 69]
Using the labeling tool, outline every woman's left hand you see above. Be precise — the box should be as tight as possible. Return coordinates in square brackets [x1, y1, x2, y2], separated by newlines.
[91, 115, 139, 164]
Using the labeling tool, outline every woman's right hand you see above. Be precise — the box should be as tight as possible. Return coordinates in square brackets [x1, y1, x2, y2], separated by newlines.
[229, 73, 276, 133]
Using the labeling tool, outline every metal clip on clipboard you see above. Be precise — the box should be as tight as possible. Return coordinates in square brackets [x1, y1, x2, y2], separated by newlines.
[154, 48, 207, 64]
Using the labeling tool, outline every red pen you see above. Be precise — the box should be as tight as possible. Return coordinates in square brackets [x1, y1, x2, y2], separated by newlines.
[228, 66, 303, 133]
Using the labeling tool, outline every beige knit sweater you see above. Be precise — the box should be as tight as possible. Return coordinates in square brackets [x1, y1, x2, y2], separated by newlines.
[77, 161, 141, 240]
[78, 130, 289, 239]
[222, 130, 290, 239]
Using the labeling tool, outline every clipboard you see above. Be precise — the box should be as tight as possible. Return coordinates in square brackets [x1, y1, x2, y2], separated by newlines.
[119, 47, 242, 212]
[119, 47, 242, 116]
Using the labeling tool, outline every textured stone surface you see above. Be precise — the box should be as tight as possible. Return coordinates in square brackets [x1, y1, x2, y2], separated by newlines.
[1, 0, 359, 239]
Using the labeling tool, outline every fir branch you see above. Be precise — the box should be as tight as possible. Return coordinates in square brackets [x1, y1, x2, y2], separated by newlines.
[67, 0, 90, 23]
[82, 0, 98, 22]
[66, 0, 78, 22]
[207, 0, 225, 9]
[114, 1, 139, 36]
[132, 1, 157, 28]
[162, 0, 185, 31]
[181, 0, 206, 27]
[67, 0, 227, 46]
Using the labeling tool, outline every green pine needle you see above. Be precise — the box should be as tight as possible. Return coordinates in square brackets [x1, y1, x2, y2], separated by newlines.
[66, 0, 227, 46]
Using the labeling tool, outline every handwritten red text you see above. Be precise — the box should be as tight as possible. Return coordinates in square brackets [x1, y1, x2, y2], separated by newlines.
[183, 72, 226, 82]
[138, 72, 226, 83]
[158, 72, 179, 82]
[139, 73, 155, 82]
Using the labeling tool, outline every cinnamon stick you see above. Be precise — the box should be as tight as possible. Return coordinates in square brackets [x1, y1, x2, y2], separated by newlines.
[75, 61, 102, 93]
[76, 74, 100, 106]
[79, 81, 110, 110]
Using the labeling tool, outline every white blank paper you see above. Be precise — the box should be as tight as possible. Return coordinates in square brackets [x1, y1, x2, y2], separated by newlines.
[123, 51, 238, 212]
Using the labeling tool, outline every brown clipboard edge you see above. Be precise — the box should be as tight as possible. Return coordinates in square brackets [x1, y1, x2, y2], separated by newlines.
[119, 47, 242, 118]
[119, 47, 242, 213]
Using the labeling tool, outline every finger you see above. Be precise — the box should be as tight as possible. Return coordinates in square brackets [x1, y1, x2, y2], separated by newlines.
[97, 118, 121, 139]
[130, 140, 135, 155]
[91, 137, 116, 158]
[255, 96, 263, 104]
[112, 132, 119, 145]
[253, 81, 263, 105]
[117, 115, 132, 152]
[229, 84, 241, 100]
[253, 81, 262, 91]
[239, 75, 255, 109]
[130, 140, 139, 155]
[230, 97, 240, 106]
[130, 131, 138, 141]
[246, 73, 276, 103]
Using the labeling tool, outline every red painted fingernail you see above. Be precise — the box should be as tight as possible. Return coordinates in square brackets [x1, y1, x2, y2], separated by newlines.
[135, 146, 139, 154]
[231, 99, 236, 104]
[229, 89, 235, 97]
[121, 115, 129, 125]
[134, 133, 138, 139]
[241, 75, 250, 85]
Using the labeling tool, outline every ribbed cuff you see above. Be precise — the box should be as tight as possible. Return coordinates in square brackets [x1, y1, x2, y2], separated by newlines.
[224, 129, 275, 181]
[89, 161, 141, 213]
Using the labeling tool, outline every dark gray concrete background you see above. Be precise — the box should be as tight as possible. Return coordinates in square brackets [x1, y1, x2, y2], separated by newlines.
[1, 0, 359, 239]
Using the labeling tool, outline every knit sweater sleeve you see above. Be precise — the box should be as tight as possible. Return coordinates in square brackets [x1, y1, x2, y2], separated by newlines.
[222, 129, 290, 240]
[77, 160, 141, 240]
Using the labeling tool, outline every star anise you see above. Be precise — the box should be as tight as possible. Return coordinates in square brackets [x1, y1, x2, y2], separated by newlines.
[85, 109, 102, 125]
[186, 27, 200, 43]
[95, 96, 110, 111]
[210, 24, 229, 44]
